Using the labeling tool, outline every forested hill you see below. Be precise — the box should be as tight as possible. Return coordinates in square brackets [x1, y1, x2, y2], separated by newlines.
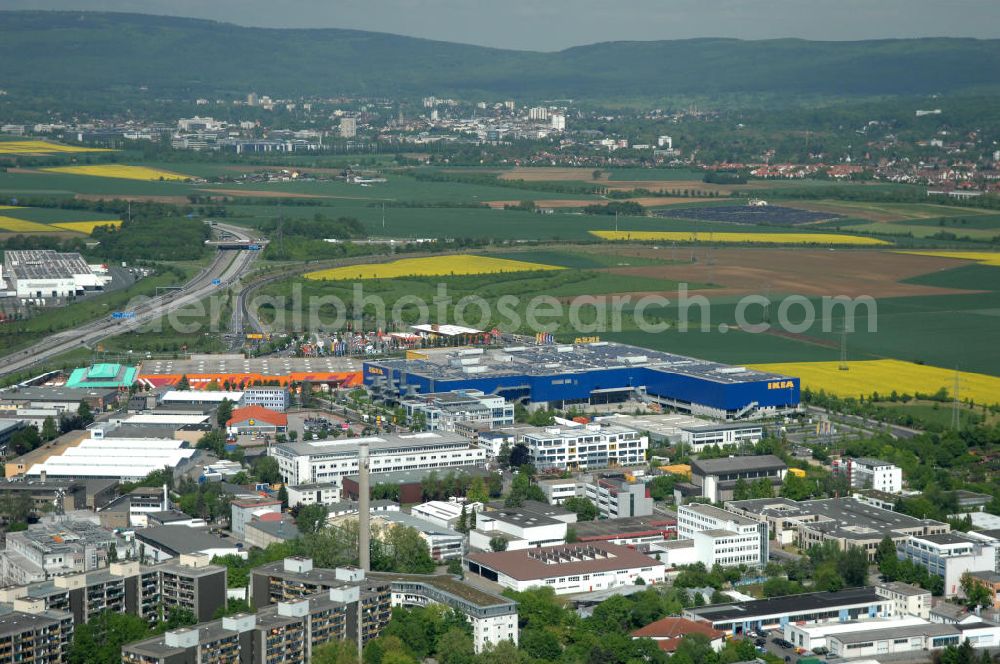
[3, 11, 1000, 99]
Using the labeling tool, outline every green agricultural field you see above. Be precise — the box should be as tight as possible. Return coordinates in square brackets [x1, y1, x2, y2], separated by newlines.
[606, 168, 705, 181]
[902, 264, 1000, 290]
[482, 248, 664, 269]
[848, 221, 999, 240]
[871, 400, 990, 429]
[0, 206, 123, 224]
[902, 214, 1000, 230]
[0, 169, 197, 197]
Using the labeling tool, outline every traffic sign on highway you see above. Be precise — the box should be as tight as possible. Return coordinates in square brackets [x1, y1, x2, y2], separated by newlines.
[212, 279, 222, 286]
[247, 244, 262, 251]
[112, 311, 136, 320]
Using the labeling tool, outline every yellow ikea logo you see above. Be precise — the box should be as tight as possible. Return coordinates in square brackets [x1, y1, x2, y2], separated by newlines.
[768, 380, 795, 390]
[368, 367, 384, 375]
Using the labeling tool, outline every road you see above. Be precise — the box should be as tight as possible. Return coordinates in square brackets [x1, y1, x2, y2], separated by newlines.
[0, 222, 262, 379]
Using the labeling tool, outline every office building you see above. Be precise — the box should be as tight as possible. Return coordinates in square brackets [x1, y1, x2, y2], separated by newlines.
[411, 500, 484, 531]
[676, 503, 769, 569]
[536, 478, 578, 505]
[834, 457, 904, 494]
[399, 390, 514, 432]
[688, 455, 787, 503]
[230, 497, 283, 539]
[874, 581, 932, 619]
[242, 387, 290, 412]
[364, 342, 799, 420]
[577, 473, 653, 519]
[466, 541, 666, 595]
[897, 531, 1000, 597]
[515, 424, 648, 471]
[469, 502, 574, 552]
[595, 413, 764, 453]
[285, 482, 341, 509]
[0, 520, 119, 586]
[268, 432, 486, 486]
[725, 497, 950, 559]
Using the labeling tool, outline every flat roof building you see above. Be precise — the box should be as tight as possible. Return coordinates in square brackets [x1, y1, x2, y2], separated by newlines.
[138, 355, 362, 390]
[3, 249, 102, 301]
[466, 541, 666, 595]
[64, 363, 137, 389]
[684, 587, 892, 634]
[268, 432, 486, 486]
[0, 608, 73, 663]
[595, 413, 765, 453]
[365, 341, 799, 420]
[689, 455, 787, 503]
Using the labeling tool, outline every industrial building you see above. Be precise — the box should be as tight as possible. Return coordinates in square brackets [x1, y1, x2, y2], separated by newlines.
[684, 455, 788, 503]
[364, 341, 799, 420]
[825, 621, 1000, 658]
[470, 503, 573, 552]
[133, 526, 246, 563]
[24, 429, 196, 482]
[2, 250, 104, 301]
[137, 355, 362, 389]
[268, 432, 486, 486]
[571, 516, 677, 546]
[684, 587, 892, 634]
[466, 541, 666, 595]
[399, 389, 514, 432]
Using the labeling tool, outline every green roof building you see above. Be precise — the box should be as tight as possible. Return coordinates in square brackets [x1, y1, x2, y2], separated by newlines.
[65, 363, 137, 389]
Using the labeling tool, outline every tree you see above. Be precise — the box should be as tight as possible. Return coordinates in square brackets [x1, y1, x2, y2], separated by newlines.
[508, 443, 531, 469]
[456, 504, 469, 533]
[176, 375, 190, 390]
[77, 401, 94, 426]
[490, 536, 508, 552]
[497, 442, 512, 469]
[254, 456, 282, 484]
[297, 504, 328, 535]
[505, 470, 544, 507]
[372, 524, 435, 574]
[781, 472, 813, 500]
[520, 628, 562, 661]
[814, 562, 845, 592]
[446, 559, 464, 577]
[314, 639, 359, 664]
[876, 536, 899, 579]
[838, 546, 870, 587]
[563, 496, 599, 521]
[68, 611, 150, 664]
[437, 627, 475, 664]
[732, 478, 751, 501]
[41, 416, 58, 442]
[647, 475, 677, 501]
[750, 477, 774, 499]
[216, 398, 234, 428]
[466, 476, 489, 504]
[960, 573, 992, 610]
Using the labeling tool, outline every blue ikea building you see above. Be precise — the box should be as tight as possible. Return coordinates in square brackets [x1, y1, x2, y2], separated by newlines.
[364, 342, 798, 420]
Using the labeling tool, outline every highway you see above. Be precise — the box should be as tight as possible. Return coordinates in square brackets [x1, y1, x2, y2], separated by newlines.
[0, 222, 263, 379]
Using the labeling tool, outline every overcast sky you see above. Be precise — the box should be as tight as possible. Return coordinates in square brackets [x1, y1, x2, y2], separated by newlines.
[5, 0, 1000, 50]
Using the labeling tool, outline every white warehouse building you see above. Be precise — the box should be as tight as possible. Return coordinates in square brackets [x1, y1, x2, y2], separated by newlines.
[3, 250, 105, 301]
[25, 430, 196, 481]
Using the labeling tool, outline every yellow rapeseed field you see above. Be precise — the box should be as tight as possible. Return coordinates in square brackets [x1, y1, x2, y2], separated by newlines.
[41, 164, 190, 181]
[52, 220, 122, 234]
[304, 255, 563, 281]
[0, 140, 113, 155]
[590, 230, 889, 245]
[0, 216, 60, 233]
[895, 251, 1000, 267]
[751, 360, 1000, 406]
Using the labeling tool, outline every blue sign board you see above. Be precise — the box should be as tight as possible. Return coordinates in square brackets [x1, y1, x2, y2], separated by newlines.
[247, 244, 261, 251]
[212, 279, 222, 286]
[112, 311, 136, 320]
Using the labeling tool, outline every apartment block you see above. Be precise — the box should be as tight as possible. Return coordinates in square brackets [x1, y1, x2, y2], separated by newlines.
[834, 457, 903, 494]
[399, 390, 514, 432]
[577, 474, 653, 519]
[0, 610, 73, 664]
[516, 424, 648, 472]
